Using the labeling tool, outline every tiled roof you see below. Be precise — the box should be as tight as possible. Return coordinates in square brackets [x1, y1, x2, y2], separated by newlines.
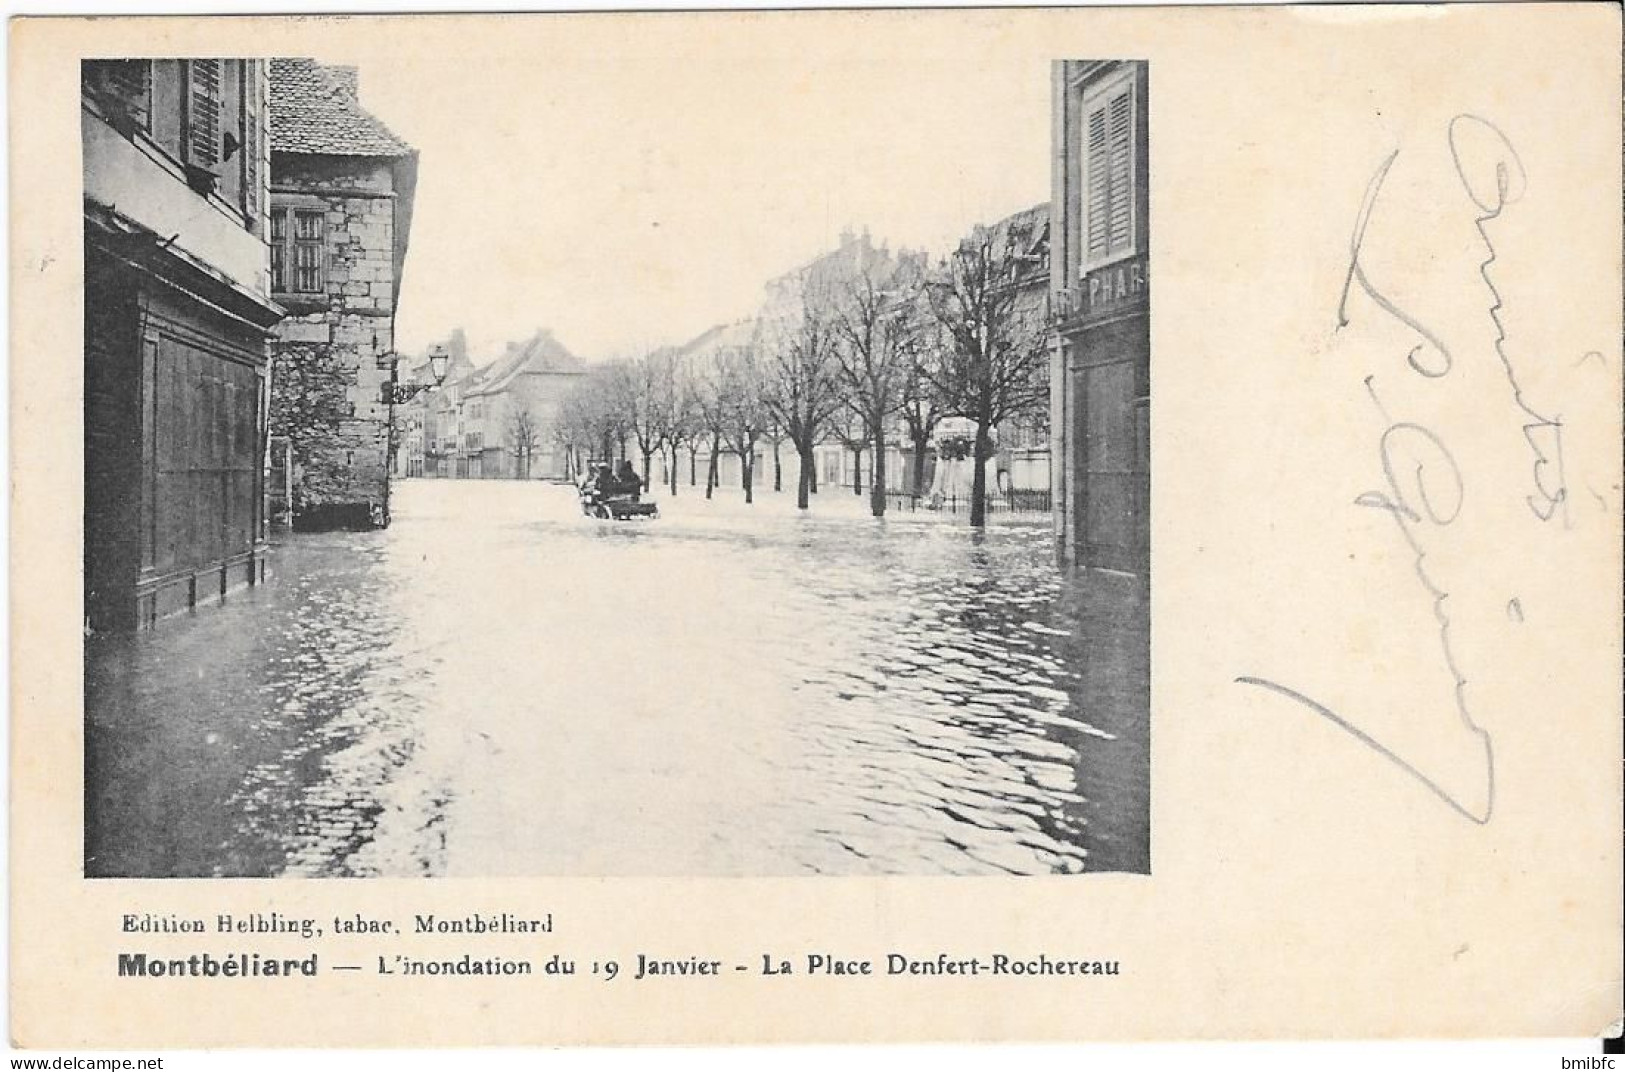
[466, 331, 584, 396]
[269, 58, 413, 158]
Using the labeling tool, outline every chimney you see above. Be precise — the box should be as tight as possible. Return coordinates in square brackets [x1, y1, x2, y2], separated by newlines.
[326, 64, 360, 99]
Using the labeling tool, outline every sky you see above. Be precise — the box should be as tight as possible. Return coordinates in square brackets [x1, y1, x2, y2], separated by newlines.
[329, 19, 1051, 364]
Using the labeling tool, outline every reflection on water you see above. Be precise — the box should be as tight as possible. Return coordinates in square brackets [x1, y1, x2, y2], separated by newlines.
[86, 481, 1147, 877]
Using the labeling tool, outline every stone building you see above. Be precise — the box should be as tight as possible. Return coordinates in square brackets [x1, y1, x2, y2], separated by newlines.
[1050, 60, 1150, 572]
[82, 59, 282, 632]
[267, 58, 418, 529]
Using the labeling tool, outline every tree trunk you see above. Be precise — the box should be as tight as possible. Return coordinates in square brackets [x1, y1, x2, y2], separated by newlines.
[668, 444, 679, 496]
[796, 443, 813, 509]
[705, 433, 720, 499]
[809, 454, 818, 494]
[911, 431, 930, 495]
[970, 421, 992, 528]
[743, 455, 754, 504]
[641, 447, 653, 491]
[772, 440, 783, 492]
[852, 446, 864, 496]
[871, 426, 887, 518]
[688, 446, 698, 486]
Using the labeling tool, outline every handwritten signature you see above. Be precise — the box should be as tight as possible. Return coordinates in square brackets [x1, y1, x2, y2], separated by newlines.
[1239, 115, 1569, 825]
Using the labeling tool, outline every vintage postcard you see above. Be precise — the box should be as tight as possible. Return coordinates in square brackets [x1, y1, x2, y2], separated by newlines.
[8, 5, 1621, 1049]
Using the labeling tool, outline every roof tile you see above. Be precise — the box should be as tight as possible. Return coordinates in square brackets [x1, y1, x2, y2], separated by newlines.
[270, 57, 413, 158]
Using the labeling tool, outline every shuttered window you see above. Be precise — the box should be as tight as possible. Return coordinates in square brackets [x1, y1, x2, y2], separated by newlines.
[269, 210, 287, 292]
[241, 62, 261, 226]
[1082, 74, 1136, 267]
[186, 59, 222, 168]
[83, 60, 152, 131]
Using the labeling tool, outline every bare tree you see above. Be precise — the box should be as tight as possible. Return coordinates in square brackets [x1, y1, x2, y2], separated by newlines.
[899, 304, 949, 496]
[660, 353, 699, 497]
[926, 231, 1050, 527]
[761, 282, 845, 509]
[827, 406, 871, 498]
[506, 403, 542, 480]
[558, 369, 627, 473]
[693, 358, 728, 500]
[606, 354, 671, 491]
[716, 341, 771, 505]
[828, 249, 923, 516]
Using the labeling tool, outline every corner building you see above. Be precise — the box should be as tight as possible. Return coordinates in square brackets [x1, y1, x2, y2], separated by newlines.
[82, 59, 282, 632]
[1050, 60, 1150, 573]
[267, 59, 418, 529]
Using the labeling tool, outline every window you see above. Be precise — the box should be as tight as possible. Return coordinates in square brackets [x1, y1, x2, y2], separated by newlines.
[270, 208, 326, 294]
[83, 59, 262, 229]
[82, 60, 153, 132]
[269, 211, 286, 292]
[1081, 72, 1136, 268]
[293, 211, 323, 292]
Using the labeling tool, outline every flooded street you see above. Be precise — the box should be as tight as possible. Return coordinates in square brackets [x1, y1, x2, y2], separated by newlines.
[86, 480, 1148, 878]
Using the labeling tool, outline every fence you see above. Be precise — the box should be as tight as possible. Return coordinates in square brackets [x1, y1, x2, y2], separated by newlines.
[883, 487, 1053, 515]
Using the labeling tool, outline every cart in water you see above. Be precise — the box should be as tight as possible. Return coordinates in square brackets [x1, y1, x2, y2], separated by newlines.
[578, 475, 659, 521]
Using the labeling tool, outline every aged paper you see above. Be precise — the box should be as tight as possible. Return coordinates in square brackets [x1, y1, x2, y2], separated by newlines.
[10, 6, 1622, 1048]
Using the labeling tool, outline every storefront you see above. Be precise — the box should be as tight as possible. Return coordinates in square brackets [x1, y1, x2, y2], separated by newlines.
[84, 215, 282, 631]
[1051, 59, 1150, 574]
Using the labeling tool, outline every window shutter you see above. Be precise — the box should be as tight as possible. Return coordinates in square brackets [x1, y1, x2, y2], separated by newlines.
[1081, 79, 1135, 265]
[1108, 88, 1133, 254]
[1085, 105, 1110, 261]
[242, 61, 261, 224]
[187, 59, 221, 168]
[85, 60, 152, 131]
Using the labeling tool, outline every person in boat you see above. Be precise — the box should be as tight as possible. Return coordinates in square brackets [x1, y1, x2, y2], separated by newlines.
[616, 459, 642, 501]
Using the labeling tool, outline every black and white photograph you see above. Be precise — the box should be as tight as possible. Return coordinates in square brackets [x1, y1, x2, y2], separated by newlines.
[80, 53, 1151, 878]
[14, 3, 1624, 1057]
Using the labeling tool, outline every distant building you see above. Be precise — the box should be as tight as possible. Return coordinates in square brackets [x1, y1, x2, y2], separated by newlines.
[267, 58, 419, 529]
[980, 202, 1052, 498]
[1051, 60, 1150, 571]
[669, 319, 766, 492]
[458, 331, 586, 480]
[82, 59, 283, 632]
[399, 329, 475, 480]
[760, 229, 921, 497]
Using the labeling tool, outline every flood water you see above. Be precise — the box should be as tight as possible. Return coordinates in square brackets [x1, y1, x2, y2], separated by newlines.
[86, 479, 1148, 877]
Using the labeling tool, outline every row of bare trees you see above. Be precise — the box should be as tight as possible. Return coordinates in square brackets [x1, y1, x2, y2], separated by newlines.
[557, 229, 1049, 526]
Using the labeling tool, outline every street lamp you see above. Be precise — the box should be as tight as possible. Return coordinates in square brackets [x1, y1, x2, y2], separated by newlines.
[380, 345, 450, 405]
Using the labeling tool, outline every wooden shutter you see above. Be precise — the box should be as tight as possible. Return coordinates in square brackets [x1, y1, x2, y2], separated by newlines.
[242, 61, 261, 225]
[1085, 105, 1110, 261]
[85, 60, 152, 131]
[1107, 88, 1133, 254]
[186, 59, 221, 168]
[1082, 78, 1135, 264]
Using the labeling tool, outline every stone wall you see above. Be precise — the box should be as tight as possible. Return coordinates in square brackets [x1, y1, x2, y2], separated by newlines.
[268, 155, 401, 528]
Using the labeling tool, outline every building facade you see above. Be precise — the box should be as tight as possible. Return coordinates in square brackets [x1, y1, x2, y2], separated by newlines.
[1051, 60, 1150, 572]
[267, 58, 418, 529]
[458, 331, 585, 480]
[397, 332, 475, 481]
[82, 59, 283, 632]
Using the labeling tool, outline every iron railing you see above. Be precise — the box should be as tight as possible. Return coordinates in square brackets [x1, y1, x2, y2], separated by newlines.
[882, 488, 1053, 515]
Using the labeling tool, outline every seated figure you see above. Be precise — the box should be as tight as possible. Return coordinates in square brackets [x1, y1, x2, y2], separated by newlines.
[616, 460, 641, 501]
